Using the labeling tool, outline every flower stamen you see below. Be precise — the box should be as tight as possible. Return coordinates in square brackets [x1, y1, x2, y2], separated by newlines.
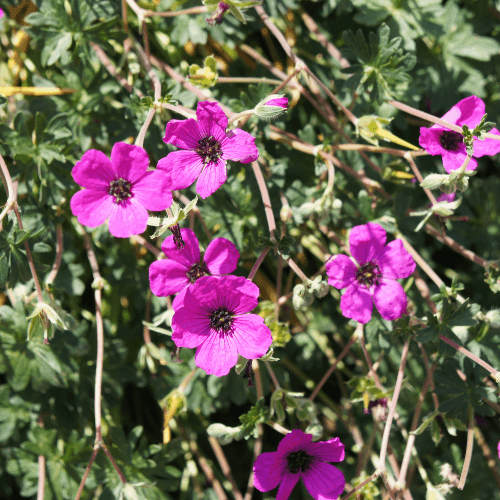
[286, 450, 313, 474]
[439, 131, 463, 152]
[187, 261, 209, 283]
[356, 262, 381, 287]
[109, 178, 132, 203]
[197, 135, 222, 165]
[210, 307, 233, 331]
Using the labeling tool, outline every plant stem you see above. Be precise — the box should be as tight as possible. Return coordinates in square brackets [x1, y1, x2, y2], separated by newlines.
[340, 470, 382, 500]
[251, 161, 277, 235]
[135, 108, 155, 148]
[458, 404, 475, 489]
[379, 339, 410, 471]
[227, 109, 255, 125]
[74, 447, 99, 500]
[217, 76, 283, 85]
[404, 153, 437, 206]
[45, 224, 63, 287]
[285, 257, 310, 283]
[247, 247, 270, 281]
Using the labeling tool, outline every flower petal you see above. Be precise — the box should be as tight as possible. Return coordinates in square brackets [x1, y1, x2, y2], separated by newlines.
[163, 118, 202, 150]
[372, 279, 407, 321]
[161, 228, 200, 267]
[277, 429, 312, 456]
[325, 255, 357, 289]
[340, 284, 373, 324]
[107, 198, 148, 238]
[196, 158, 227, 199]
[171, 299, 210, 348]
[172, 287, 188, 311]
[418, 127, 446, 156]
[302, 462, 345, 500]
[231, 315, 273, 360]
[110, 142, 150, 184]
[306, 437, 345, 463]
[253, 452, 283, 492]
[376, 240, 416, 280]
[276, 473, 300, 500]
[149, 260, 189, 296]
[204, 238, 239, 275]
[70, 189, 113, 228]
[194, 330, 238, 376]
[437, 95, 486, 130]
[157, 150, 204, 190]
[221, 128, 259, 163]
[442, 147, 477, 173]
[132, 170, 173, 212]
[349, 223, 386, 265]
[72, 149, 114, 189]
[196, 101, 228, 134]
[472, 128, 500, 158]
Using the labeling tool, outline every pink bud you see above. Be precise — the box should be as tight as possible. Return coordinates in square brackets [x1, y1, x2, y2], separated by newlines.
[265, 97, 288, 109]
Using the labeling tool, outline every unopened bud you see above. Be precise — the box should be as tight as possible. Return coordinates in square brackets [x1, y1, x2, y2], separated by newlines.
[255, 94, 289, 120]
[485, 309, 500, 328]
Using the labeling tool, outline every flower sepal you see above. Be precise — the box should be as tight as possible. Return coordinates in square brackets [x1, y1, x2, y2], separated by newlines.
[147, 197, 198, 239]
[255, 94, 289, 120]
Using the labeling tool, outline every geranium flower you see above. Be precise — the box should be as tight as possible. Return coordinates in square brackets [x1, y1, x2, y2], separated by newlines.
[253, 429, 345, 500]
[326, 223, 416, 324]
[171, 275, 272, 376]
[498, 440, 500, 459]
[0, 8, 4, 18]
[70, 142, 172, 238]
[265, 96, 288, 109]
[149, 228, 239, 308]
[419, 96, 500, 173]
[158, 101, 259, 199]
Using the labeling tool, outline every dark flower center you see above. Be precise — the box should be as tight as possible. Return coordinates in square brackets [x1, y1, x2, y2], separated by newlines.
[439, 131, 463, 152]
[356, 262, 381, 287]
[286, 450, 313, 474]
[197, 136, 222, 165]
[187, 261, 209, 284]
[109, 178, 132, 203]
[210, 307, 233, 331]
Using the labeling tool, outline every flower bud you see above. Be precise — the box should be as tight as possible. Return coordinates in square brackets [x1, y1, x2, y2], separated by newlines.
[255, 94, 289, 120]
[292, 283, 314, 310]
[485, 309, 500, 328]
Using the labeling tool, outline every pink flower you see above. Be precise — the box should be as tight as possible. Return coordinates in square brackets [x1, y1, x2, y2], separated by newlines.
[149, 228, 239, 308]
[498, 441, 500, 459]
[265, 97, 288, 109]
[253, 429, 345, 500]
[70, 142, 173, 238]
[158, 101, 259, 199]
[0, 8, 4, 18]
[326, 223, 416, 324]
[171, 275, 272, 376]
[435, 192, 456, 204]
[419, 96, 500, 173]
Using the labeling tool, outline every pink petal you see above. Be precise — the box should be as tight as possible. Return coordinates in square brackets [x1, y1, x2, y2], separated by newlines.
[171, 301, 210, 348]
[110, 142, 150, 184]
[204, 238, 239, 275]
[195, 330, 238, 376]
[196, 158, 227, 199]
[349, 223, 386, 265]
[253, 452, 283, 492]
[157, 150, 204, 190]
[435, 192, 456, 203]
[472, 127, 500, 158]
[161, 228, 200, 267]
[277, 429, 312, 456]
[132, 170, 173, 212]
[497, 440, 500, 459]
[266, 97, 288, 108]
[231, 315, 273, 360]
[149, 260, 189, 296]
[196, 101, 228, 134]
[172, 287, 188, 310]
[163, 118, 202, 150]
[302, 462, 345, 500]
[418, 128, 447, 156]
[442, 148, 477, 173]
[376, 240, 415, 280]
[306, 437, 345, 463]
[107, 198, 148, 237]
[221, 128, 259, 163]
[276, 473, 300, 500]
[372, 279, 407, 322]
[325, 255, 357, 289]
[72, 149, 114, 189]
[436, 96, 486, 130]
[217, 276, 259, 314]
[340, 284, 373, 324]
[70, 189, 113, 228]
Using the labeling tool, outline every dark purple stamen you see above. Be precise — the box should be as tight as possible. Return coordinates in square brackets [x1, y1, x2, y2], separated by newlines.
[356, 261, 381, 287]
[439, 131, 463, 152]
[187, 261, 209, 284]
[286, 450, 313, 474]
[243, 360, 255, 387]
[109, 178, 132, 203]
[197, 135, 222, 164]
[210, 307, 233, 331]
[170, 224, 185, 250]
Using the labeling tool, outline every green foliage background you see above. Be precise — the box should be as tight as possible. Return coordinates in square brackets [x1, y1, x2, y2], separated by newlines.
[1, 0, 500, 498]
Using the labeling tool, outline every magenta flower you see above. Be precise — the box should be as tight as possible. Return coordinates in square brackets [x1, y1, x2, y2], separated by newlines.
[265, 97, 288, 109]
[171, 275, 272, 376]
[419, 96, 500, 173]
[0, 8, 4, 18]
[70, 143, 173, 238]
[149, 228, 239, 308]
[253, 429, 345, 500]
[158, 101, 259, 199]
[498, 441, 500, 459]
[326, 223, 416, 324]
[435, 192, 456, 204]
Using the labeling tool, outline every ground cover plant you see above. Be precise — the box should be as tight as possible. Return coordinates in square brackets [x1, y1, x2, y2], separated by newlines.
[1, 0, 500, 499]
